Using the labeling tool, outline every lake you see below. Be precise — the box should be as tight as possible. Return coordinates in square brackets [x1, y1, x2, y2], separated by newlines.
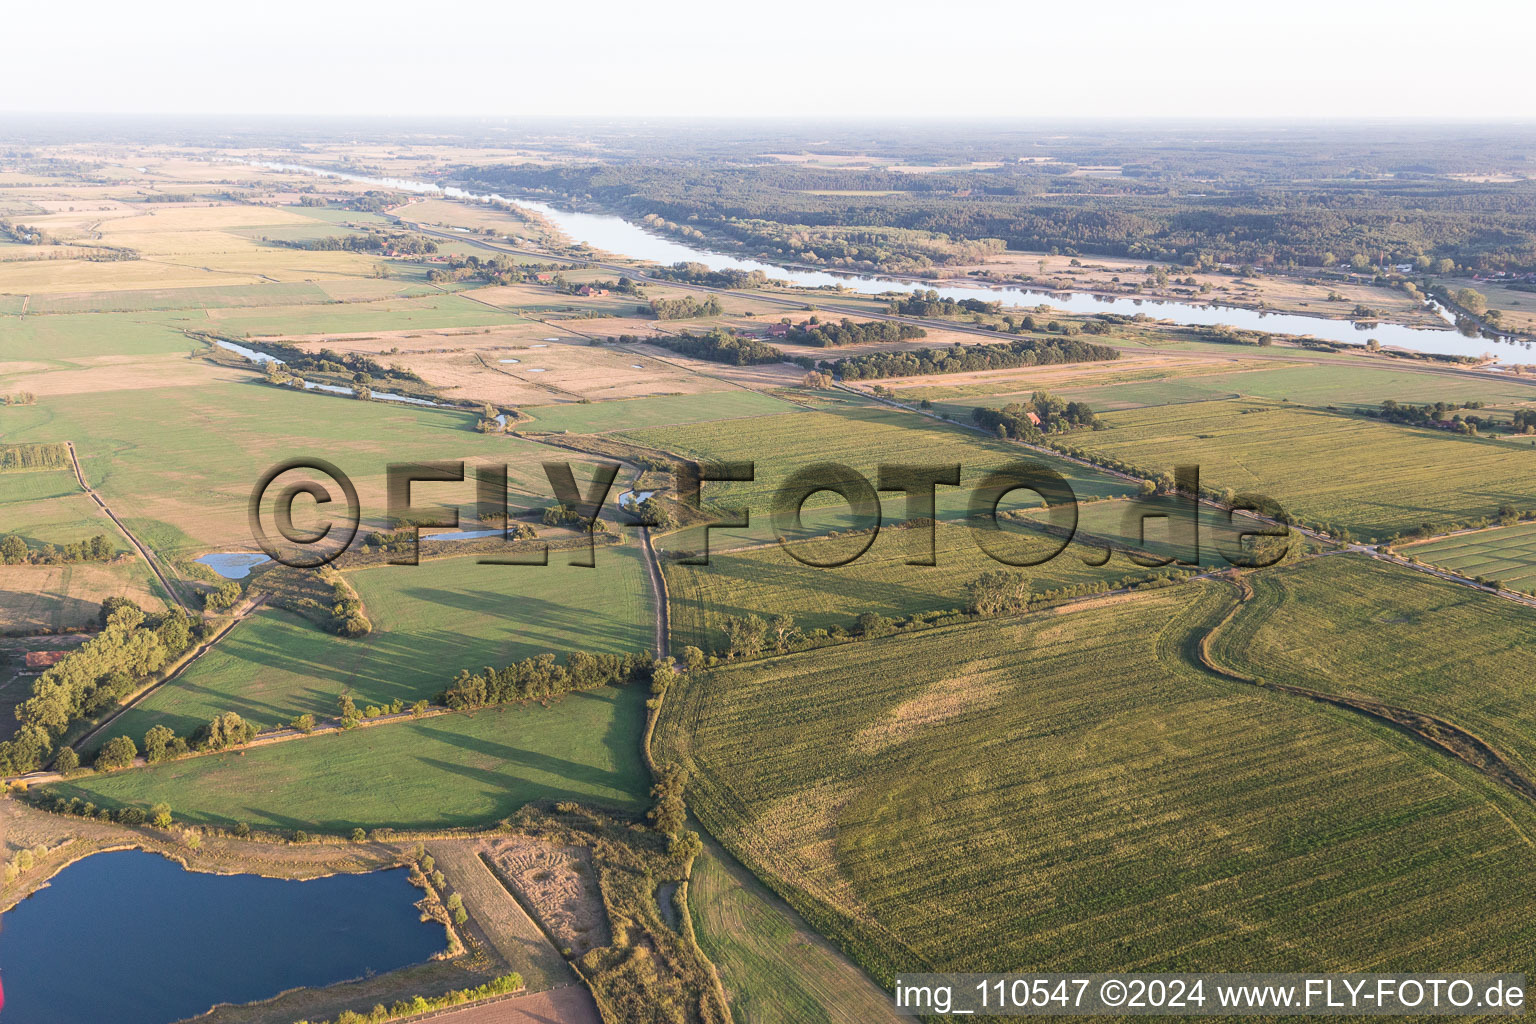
[0, 850, 444, 1024]
[247, 161, 1535, 362]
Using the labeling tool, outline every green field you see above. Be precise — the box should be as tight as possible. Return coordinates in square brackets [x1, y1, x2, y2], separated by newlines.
[45, 684, 649, 831]
[0, 468, 83, 505]
[662, 520, 1179, 654]
[99, 544, 655, 742]
[623, 395, 1138, 540]
[25, 282, 332, 314]
[1209, 554, 1536, 780]
[0, 311, 209, 362]
[688, 838, 902, 1024]
[523, 389, 797, 434]
[1406, 522, 1536, 589]
[655, 583, 1536, 981]
[0, 376, 606, 557]
[1078, 399, 1536, 540]
[209, 293, 526, 336]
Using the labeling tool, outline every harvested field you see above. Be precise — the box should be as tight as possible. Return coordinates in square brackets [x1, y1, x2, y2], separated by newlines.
[480, 834, 612, 958]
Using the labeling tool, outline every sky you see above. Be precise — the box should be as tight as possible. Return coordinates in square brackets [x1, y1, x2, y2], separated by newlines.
[4, 0, 1533, 120]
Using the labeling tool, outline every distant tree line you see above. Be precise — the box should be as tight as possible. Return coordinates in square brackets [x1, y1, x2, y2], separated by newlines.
[0, 533, 114, 565]
[785, 317, 925, 347]
[274, 231, 437, 254]
[661, 328, 785, 365]
[650, 295, 723, 320]
[825, 337, 1118, 380]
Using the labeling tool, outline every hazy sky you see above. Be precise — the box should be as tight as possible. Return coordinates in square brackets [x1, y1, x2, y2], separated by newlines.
[6, 0, 1533, 120]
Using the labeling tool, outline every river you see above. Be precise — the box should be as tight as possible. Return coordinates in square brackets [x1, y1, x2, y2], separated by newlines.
[251, 161, 1533, 363]
[0, 850, 444, 1024]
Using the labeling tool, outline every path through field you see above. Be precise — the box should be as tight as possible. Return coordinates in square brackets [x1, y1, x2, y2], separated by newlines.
[65, 440, 189, 611]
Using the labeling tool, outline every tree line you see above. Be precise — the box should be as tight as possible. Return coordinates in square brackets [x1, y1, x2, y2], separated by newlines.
[825, 337, 1119, 380]
[650, 295, 723, 320]
[442, 650, 661, 710]
[660, 328, 785, 365]
[0, 600, 208, 774]
[0, 533, 115, 565]
[785, 318, 925, 347]
[0, 442, 70, 472]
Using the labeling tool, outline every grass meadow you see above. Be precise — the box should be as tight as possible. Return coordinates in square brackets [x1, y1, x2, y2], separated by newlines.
[655, 583, 1536, 982]
[98, 544, 655, 743]
[44, 684, 650, 831]
[0, 376, 612, 557]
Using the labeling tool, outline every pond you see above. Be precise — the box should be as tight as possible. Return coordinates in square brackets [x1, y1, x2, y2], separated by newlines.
[0, 850, 444, 1024]
[194, 551, 271, 579]
[245, 160, 1530, 363]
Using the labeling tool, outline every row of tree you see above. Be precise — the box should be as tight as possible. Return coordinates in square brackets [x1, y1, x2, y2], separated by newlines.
[442, 650, 660, 710]
[662, 328, 785, 365]
[0, 533, 115, 565]
[0, 601, 207, 774]
[0, 442, 69, 472]
[785, 317, 926, 347]
[650, 295, 724, 320]
[825, 337, 1119, 380]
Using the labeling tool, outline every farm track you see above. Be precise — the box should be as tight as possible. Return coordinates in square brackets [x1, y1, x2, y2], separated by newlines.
[65, 441, 190, 612]
[1196, 577, 1536, 805]
[57, 594, 267, 765]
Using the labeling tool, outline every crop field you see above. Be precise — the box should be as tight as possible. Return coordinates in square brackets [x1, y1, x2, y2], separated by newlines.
[1404, 522, 1536, 589]
[903, 359, 1536, 421]
[1080, 399, 1536, 539]
[623, 395, 1138, 539]
[0, 561, 165, 633]
[1209, 554, 1536, 779]
[99, 544, 654, 742]
[654, 583, 1536, 982]
[44, 684, 650, 831]
[299, 332, 737, 407]
[688, 839, 902, 1024]
[662, 521, 1174, 653]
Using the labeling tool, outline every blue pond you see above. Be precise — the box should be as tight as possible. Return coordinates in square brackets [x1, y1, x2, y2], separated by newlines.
[0, 850, 444, 1024]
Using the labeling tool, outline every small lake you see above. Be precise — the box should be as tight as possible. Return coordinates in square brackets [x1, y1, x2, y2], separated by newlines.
[195, 551, 271, 578]
[0, 850, 444, 1024]
[618, 489, 655, 508]
[246, 160, 1533, 362]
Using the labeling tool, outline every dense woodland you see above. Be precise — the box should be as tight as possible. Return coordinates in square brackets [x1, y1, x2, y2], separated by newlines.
[461, 129, 1536, 272]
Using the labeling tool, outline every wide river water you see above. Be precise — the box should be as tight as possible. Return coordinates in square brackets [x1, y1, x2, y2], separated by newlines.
[254, 161, 1532, 363]
[0, 850, 444, 1023]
